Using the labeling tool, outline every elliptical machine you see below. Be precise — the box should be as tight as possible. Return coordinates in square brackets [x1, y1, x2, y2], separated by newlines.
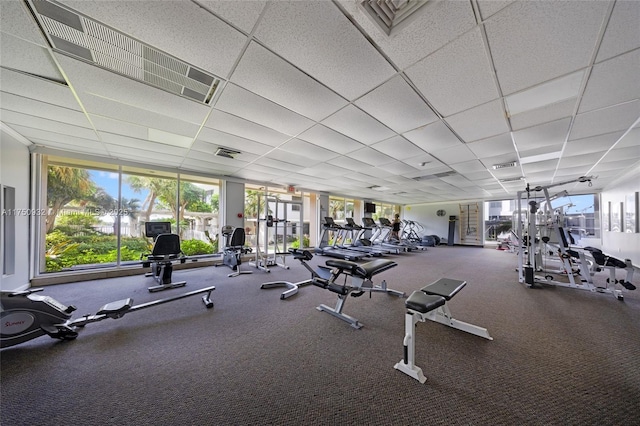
[0, 286, 214, 349]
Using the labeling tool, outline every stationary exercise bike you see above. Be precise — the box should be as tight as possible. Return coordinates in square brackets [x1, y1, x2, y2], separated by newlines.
[140, 221, 188, 292]
[0, 286, 214, 349]
[217, 225, 252, 277]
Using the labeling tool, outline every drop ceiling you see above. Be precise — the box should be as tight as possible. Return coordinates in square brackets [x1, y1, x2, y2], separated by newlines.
[1, 0, 639, 205]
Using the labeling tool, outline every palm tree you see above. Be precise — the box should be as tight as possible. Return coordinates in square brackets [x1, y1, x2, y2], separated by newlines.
[46, 166, 95, 233]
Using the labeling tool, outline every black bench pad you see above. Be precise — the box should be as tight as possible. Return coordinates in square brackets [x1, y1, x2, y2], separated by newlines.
[406, 291, 446, 313]
[421, 278, 466, 301]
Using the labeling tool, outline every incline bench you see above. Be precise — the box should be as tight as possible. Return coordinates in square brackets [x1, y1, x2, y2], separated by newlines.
[394, 278, 492, 383]
[313, 258, 405, 329]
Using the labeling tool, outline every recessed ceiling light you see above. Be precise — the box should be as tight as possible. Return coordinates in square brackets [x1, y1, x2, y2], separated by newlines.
[504, 70, 585, 116]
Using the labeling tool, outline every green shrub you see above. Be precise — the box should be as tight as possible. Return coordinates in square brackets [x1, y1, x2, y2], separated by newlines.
[290, 235, 310, 248]
[180, 239, 214, 256]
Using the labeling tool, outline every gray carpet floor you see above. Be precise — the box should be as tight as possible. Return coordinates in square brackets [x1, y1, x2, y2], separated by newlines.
[2, 246, 639, 425]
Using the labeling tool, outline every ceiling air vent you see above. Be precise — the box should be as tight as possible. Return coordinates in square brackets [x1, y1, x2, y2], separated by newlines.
[492, 161, 517, 170]
[29, 0, 221, 105]
[499, 177, 524, 183]
[215, 147, 241, 159]
[359, 0, 439, 37]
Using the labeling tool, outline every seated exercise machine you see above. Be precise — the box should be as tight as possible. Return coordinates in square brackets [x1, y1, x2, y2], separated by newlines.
[260, 248, 333, 299]
[0, 286, 214, 349]
[394, 278, 492, 383]
[217, 225, 252, 278]
[141, 222, 188, 292]
[581, 246, 636, 299]
[312, 257, 404, 329]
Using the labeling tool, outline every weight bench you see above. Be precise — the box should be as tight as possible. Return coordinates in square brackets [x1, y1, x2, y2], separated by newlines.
[261, 248, 333, 299]
[394, 278, 492, 383]
[313, 258, 404, 329]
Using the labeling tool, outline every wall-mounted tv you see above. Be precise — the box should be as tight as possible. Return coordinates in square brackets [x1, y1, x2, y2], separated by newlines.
[364, 202, 376, 213]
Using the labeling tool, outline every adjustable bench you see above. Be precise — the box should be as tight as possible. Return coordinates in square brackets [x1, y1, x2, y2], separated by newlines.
[261, 249, 332, 299]
[394, 278, 492, 383]
[314, 258, 404, 329]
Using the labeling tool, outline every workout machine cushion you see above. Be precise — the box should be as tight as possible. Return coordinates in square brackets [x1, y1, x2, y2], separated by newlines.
[405, 291, 446, 314]
[288, 248, 313, 261]
[325, 259, 361, 275]
[97, 298, 133, 315]
[356, 259, 397, 279]
[421, 278, 466, 301]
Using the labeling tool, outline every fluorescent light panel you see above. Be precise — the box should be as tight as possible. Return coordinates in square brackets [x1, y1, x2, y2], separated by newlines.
[505, 70, 585, 116]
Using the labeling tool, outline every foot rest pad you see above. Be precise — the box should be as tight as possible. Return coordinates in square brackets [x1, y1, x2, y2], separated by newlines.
[97, 298, 133, 315]
[406, 291, 446, 314]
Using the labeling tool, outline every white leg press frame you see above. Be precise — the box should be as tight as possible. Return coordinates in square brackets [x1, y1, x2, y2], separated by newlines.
[394, 278, 493, 383]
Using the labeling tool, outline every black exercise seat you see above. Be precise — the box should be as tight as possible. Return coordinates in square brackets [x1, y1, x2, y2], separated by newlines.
[325, 258, 397, 279]
[148, 233, 183, 261]
[420, 278, 466, 301]
[405, 291, 445, 313]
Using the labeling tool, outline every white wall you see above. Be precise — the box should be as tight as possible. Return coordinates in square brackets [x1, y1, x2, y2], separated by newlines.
[0, 129, 31, 291]
[600, 164, 640, 266]
[404, 201, 484, 245]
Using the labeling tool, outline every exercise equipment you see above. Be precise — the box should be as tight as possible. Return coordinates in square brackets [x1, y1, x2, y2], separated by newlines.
[140, 222, 188, 292]
[217, 225, 252, 277]
[313, 257, 404, 329]
[0, 286, 214, 348]
[394, 278, 492, 383]
[260, 248, 333, 299]
[315, 217, 365, 261]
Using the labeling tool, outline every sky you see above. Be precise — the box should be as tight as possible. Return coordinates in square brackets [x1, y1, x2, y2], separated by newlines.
[90, 171, 149, 203]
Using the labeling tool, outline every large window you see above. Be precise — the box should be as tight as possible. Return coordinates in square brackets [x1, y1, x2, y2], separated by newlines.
[40, 156, 219, 273]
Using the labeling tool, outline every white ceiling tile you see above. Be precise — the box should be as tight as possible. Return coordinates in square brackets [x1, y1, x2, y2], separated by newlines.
[616, 127, 639, 149]
[565, 131, 623, 155]
[596, 0, 640, 62]
[254, 1, 395, 100]
[107, 145, 184, 166]
[355, 76, 438, 133]
[214, 83, 314, 136]
[90, 115, 147, 140]
[579, 50, 640, 113]
[467, 133, 515, 159]
[430, 144, 477, 164]
[406, 28, 499, 116]
[264, 150, 323, 169]
[321, 105, 395, 145]
[519, 144, 564, 161]
[505, 70, 585, 116]
[197, 0, 266, 33]
[297, 124, 364, 154]
[0, 33, 62, 82]
[0, 110, 98, 140]
[341, 0, 477, 70]
[1, 95, 90, 128]
[460, 170, 495, 181]
[195, 127, 273, 157]
[445, 99, 510, 142]
[277, 138, 340, 162]
[510, 98, 577, 131]
[403, 121, 462, 152]
[370, 136, 426, 161]
[0, 69, 78, 110]
[10, 124, 103, 150]
[181, 158, 241, 175]
[600, 146, 640, 163]
[27, 138, 107, 156]
[328, 155, 377, 174]
[477, 1, 514, 20]
[59, 0, 247, 78]
[570, 100, 640, 140]
[0, 1, 48, 45]
[485, 1, 610, 94]
[346, 147, 396, 167]
[299, 162, 351, 178]
[513, 118, 571, 151]
[230, 42, 347, 121]
[99, 132, 188, 156]
[558, 152, 607, 169]
[55, 54, 210, 126]
[450, 160, 487, 173]
[204, 109, 290, 147]
[522, 159, 558, 174]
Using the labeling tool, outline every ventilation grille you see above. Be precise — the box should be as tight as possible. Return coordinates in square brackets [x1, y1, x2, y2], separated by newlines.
[215, 147, 241, 159]
[359, 0, 437, 36]
[30, 0, 221, 105]
[412, 170, 456, 181]
[492, 161, 517, 170]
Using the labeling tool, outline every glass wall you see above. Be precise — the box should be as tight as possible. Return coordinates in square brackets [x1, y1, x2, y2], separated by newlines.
[41, 156, 219, 273]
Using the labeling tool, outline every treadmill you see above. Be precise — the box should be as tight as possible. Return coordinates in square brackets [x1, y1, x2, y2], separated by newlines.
[314, 217, 365, 261]
[361, 217, 400, 254]
[342, 218, 391, 256]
